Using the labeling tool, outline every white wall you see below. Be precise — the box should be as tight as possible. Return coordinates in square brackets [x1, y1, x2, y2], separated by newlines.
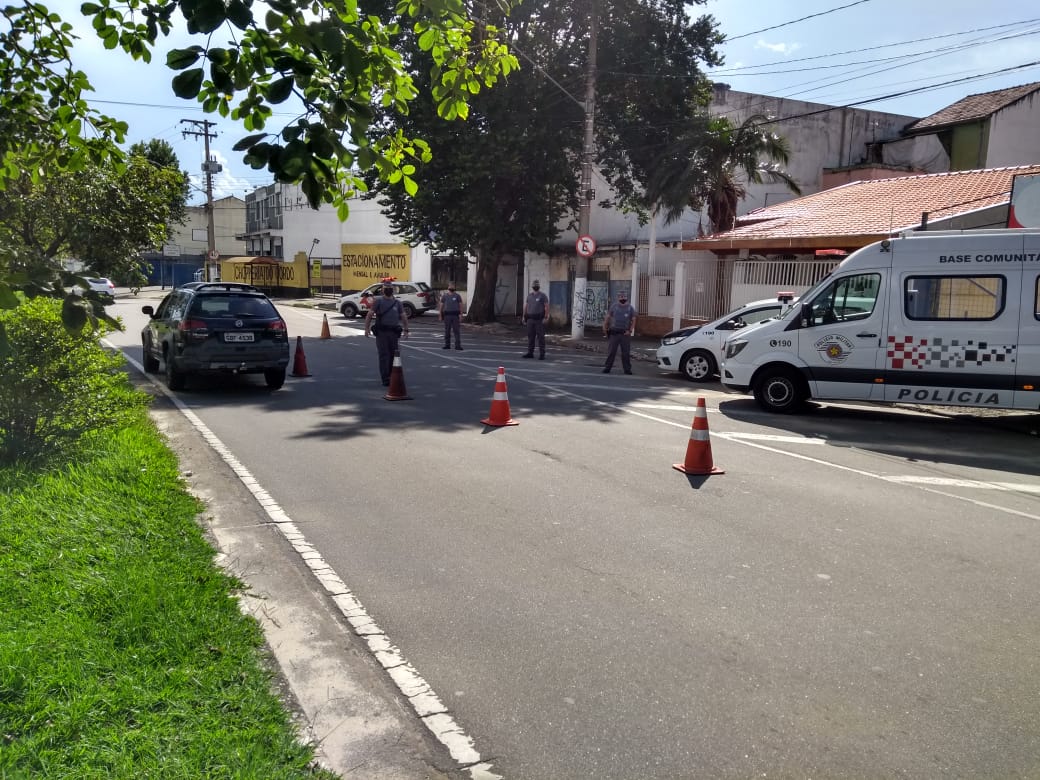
[986, 93, 1040, 168]
[246, 182, 434, 283]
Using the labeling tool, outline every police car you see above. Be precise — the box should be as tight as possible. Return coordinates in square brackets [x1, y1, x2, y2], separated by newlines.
[657, 296, 795, 382]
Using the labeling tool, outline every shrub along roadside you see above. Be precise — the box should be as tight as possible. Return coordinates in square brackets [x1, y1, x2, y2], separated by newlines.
[0, 296, 145, 465]
[0, 413, 336, 779]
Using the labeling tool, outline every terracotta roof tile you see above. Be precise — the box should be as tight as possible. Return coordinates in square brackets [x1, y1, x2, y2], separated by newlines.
[695, 165, 1040, 245]
[905, 81, 1040, 132]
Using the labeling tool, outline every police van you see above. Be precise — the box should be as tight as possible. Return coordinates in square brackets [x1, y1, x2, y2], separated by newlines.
[721, 228, 1040, 413]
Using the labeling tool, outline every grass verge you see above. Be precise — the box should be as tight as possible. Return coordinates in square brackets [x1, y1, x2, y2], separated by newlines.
[0, 410, 336, 779]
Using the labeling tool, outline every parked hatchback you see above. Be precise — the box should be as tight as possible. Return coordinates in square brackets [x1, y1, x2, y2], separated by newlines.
[656, 296, 795, 382]
[141, 283, 290, 390]
[338, 281, 436, 318]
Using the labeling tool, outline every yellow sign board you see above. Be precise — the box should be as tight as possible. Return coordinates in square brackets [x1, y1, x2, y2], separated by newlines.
[341, 243, 411, 289]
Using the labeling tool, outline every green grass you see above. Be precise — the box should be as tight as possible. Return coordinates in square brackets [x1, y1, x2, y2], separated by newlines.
[0, 413, 336, 779]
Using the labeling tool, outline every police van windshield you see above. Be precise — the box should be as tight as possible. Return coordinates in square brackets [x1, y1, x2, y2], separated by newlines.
[805, 273, 881, 326]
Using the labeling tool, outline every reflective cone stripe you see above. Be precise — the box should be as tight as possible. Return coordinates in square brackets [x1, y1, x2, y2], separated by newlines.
[481, 366, 518, 426]
[673, 397, 723, 475]
[384, 350, 411, 401]
[290, 335, 311, 377]
[320, 314, 332, 339]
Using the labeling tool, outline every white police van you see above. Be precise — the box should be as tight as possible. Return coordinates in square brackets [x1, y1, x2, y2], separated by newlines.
[657, 296, 795, 382]
[721, 228, 1040, 413]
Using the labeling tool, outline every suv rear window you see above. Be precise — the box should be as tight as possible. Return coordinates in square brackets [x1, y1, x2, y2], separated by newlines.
[190, 294, 278, 318]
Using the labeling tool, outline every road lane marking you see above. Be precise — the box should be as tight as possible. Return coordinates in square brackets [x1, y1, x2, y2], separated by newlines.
[884, 476, 1040, 493]
[489, 374, 1040, 523]
[115, 346, 501, 780]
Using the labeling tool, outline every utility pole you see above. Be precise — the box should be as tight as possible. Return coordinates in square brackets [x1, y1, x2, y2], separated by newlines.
[571, 2, 597, 339]
[181, 119, 221, 280]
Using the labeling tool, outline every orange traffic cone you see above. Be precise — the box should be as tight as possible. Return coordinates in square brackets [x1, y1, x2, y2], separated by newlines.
[673, 397, 724, 475]
[320, 313, 331, 339]
[290, 336, 311, 377]
[384, 350, 412, 401]
[481, 366, 519, 426]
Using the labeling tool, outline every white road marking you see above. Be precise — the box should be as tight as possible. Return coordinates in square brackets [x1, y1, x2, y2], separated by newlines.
[884, 476, 1040, 493]
[116, 346, 500, 780]
[723, 432, 827, 445]
[491, 372, 1040, 523]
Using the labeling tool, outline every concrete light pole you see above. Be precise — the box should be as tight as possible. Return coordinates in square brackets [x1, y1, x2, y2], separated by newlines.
[571, 2, 597, 340]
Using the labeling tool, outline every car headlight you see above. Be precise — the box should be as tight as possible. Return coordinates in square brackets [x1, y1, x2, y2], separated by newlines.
[660, 334, 687, 346]
[724, 339, 748, 359]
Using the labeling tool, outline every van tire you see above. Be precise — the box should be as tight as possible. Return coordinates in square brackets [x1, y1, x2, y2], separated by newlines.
[680, 350, 717, 382]
[753, 367, 805, 413]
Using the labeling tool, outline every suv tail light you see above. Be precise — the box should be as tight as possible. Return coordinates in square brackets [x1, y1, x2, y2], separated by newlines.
[266, 319, 288, 340]
[178, 319, 209, 342]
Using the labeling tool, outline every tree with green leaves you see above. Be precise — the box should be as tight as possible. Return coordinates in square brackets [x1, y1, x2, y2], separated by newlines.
[365, 0, 723, 322]
[0, 0, 519, 345]
[129, 139, 191, 228]
[647, 114, 801, 233]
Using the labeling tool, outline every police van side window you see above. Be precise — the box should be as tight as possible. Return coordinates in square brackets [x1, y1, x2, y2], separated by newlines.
[1035, 276, 1040, 320]
[904, 275, 1004, 320]
[806, 273, 880, 326]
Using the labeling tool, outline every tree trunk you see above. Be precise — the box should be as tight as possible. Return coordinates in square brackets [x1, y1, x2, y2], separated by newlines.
[466, 247, 502, 324]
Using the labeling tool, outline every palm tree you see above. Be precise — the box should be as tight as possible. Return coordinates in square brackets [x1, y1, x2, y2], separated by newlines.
[645, 113, 801, 234]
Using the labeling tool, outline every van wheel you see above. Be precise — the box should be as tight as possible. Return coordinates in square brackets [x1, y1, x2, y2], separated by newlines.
[165, 355, 186, 391]
[264, 368, 286, 390]
[680, 350, 716, 382]
[753, 367, 805, 413]
[341, 302, 359, 318]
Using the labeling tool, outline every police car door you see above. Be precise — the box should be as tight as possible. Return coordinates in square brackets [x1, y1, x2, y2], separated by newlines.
[797, 271, 886, 401]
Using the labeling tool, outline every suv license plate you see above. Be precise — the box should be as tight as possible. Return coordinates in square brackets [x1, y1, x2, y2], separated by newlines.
[224, 332, 254, 343]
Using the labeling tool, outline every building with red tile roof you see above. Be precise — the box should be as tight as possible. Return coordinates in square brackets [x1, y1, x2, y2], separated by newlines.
[682, 164, 1040, 255]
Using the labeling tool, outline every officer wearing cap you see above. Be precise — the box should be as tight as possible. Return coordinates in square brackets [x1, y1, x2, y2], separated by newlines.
[602, 290, 637, 374]
[521, 279, 549, 359]
[364, 283, 409, 385]
[439, 283, 464, 350]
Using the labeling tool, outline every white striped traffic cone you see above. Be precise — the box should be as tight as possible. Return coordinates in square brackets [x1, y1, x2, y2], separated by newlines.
[481, 366, 518, 426]
[673, 397, 724, 475]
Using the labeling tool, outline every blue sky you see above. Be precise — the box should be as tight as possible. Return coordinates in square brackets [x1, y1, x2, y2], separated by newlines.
[50, 0, 1040, 205]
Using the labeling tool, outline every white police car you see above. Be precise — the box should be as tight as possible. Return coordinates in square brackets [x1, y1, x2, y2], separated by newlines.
[656, 296, 795, 382]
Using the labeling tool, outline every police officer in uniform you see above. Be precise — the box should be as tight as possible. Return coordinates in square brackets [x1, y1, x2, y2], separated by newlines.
[602, 291, 637, 374]
[439, 284, 464, 350]
[522, 280, 549, 359]
[364, 283, 410, 385]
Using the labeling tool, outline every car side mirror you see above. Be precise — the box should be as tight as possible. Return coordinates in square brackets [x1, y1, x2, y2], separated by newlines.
[142, 305, 155, 316]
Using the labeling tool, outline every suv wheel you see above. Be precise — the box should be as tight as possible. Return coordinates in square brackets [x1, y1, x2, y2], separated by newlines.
[402, 302, 416, 318]
[264, 368, 286, 390]
[165, 353, 186, 391]
[142, 337, 160, 373]
[341, 302, 359, 318]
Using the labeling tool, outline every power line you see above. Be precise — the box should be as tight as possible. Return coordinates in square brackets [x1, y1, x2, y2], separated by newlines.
[727, 0, 875, 42]
[709, 18, 1039, 74]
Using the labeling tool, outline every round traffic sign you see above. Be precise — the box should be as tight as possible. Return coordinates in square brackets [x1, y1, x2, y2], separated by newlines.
[207, 249, 220, 261]
[576, 235, 596, 258]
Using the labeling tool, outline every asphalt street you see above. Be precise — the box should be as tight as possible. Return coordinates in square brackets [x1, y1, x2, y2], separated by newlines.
[108, 289, 1040, 779]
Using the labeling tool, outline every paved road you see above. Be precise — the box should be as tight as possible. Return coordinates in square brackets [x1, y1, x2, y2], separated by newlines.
[110, 291, 1040, 779]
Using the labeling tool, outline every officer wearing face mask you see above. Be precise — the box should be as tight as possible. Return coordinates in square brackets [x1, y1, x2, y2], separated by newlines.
[521, 280, 549, 359]
[602, 291, 637, 374]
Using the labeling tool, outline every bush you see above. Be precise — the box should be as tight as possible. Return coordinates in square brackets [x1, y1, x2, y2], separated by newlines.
[0, 297, 147, 464]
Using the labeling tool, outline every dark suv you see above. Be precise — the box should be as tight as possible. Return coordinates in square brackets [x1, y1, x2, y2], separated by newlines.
[141, 283, 290, 390]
